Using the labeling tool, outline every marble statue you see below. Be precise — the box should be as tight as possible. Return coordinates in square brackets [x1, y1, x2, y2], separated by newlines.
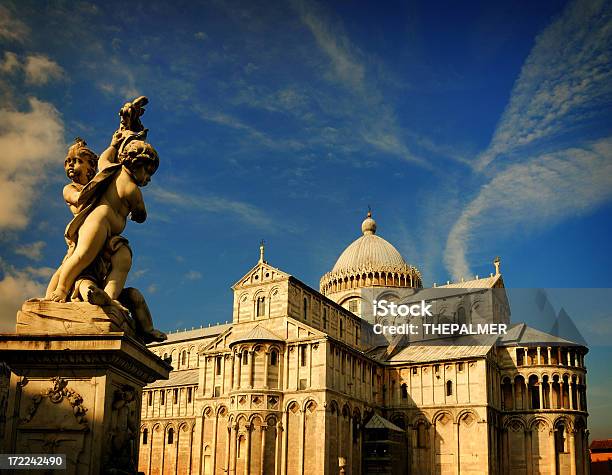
[44, 97, 166, 343]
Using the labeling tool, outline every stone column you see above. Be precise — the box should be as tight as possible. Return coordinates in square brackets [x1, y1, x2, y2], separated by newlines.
[281, 412, 288, 475]
[245, 423, 252, 475]
[229, 423, 238, 475]
[569, 430, 577, 475]
[537, 347, 541, 364]
[276, 421, 284, 475]
[260, 424, 267, 475]
[454, 422, 460, 475]
[549, 429, 557, 475]
[538, 382, 543, 410]
[263, 351, 270, 389]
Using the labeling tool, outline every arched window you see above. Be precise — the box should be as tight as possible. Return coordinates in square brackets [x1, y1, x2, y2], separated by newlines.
[270, 350, 278, 366]
[339, 319, 344, 338]
[173, 388, 178, 404]
[142, 428, 148, 445]
[457, 307, 466, 325]
[303, 297, 308, 320]
[555, 424, 566, 453]
[300, 345, 307, 366]
[446, 380, 453, 396]
[181, 350, 187, 367]
[147, 391, 152, 406]
[417, 422, 427, 448]
[160, 391, 165, 405]
[168, 428, 174, 444]
[256, 296, 266, 317]
[401, 383, 408, 399]
[242, 350, 248, 365]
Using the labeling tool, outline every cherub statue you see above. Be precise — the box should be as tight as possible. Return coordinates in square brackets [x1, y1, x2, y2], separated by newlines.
[45, 99, 167, 344]
[48, 134, 156, 303]
[45, 138, 102, 302]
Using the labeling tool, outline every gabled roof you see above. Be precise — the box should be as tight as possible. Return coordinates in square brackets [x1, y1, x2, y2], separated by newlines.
[230, 324, 284, 346]
[231, 260, 290, 290]
[365, 413, 404, 432]
[149, 323, 231, 347]
[384, 335, 496, 363]
[498, 323, 582, 347]
[147, 368, 199, 388]
[438, 273, 503, 289]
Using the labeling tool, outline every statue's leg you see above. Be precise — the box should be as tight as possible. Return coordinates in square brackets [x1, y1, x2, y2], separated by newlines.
[51, 219, 109, 302]
[119, 287, 167, 342]
[45, 268, 60, 299]
[104, 245, 132, 300]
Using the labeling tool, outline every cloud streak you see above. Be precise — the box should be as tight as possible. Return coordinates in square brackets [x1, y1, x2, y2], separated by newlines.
[476, 0, 612, 170]
[445, 0, 612, 279]
[446, 137, 612, 279]
[149, 186, 279, 231]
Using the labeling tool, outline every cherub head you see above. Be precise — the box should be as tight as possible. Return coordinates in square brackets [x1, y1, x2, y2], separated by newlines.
[119, 139, 159, 187]
[65, 138, 98, 185]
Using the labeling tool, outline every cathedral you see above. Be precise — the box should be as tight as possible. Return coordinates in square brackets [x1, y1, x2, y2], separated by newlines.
[138, 213, 589, 475]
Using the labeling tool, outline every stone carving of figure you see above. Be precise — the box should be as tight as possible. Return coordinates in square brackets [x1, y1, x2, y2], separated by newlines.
[44, 98, 166, 343]
[107, 385, 138, 473]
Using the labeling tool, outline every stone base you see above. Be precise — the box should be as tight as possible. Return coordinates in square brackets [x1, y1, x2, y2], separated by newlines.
[0, 326, 170, 474]
[16, 299, 135, 337]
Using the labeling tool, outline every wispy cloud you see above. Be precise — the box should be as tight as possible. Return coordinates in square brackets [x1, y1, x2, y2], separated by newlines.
[445, 0, 612, 278]
[0, 5, 29, 43]
[185, 270, 202, 280]
[446, 137, 612, 279]
[149, 186, 279, 231]
[0, 51, 20, 74]
[294, 0, 426, 166]
[24, 54, 65, 85]
[14, 241, 45, 261]
[476, 0, 612, 171]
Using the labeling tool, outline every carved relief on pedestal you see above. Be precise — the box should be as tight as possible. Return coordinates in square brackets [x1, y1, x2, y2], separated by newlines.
[17, 377, 90, 474]
[104, 384, 140, 474]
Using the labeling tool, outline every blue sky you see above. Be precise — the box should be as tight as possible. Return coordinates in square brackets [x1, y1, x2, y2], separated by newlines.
[1, 0, 611, 436]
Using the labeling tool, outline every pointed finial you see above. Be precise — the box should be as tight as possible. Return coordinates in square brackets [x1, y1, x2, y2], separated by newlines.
[259, 240, 266, 264]
[494, 256, 501, 275]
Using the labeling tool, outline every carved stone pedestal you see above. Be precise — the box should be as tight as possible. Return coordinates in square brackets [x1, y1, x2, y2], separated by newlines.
[0, 314, 170, 474]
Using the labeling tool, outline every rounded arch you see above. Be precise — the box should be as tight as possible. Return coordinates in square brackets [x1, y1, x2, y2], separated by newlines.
[528, 417, 551, 431]
[140, 423, 150, 431]
[285, 399, 300, 413]
[455, 409, 479, 424]
[432, 410, 454, 425]
[341, 402, 352, 418]
[249, 413, 264, 425]
[328, 399, 340, 414]
[302, 396, 320, 411]
[503, 416, 527, 430]
[202, 405, 214, 417]
[216, 404, 228, 416]
[553, 415, 573, 432]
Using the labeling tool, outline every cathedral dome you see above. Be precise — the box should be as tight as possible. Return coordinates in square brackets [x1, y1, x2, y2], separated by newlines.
[320, 212, 422, 296]
[332, 213, 407, 273]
